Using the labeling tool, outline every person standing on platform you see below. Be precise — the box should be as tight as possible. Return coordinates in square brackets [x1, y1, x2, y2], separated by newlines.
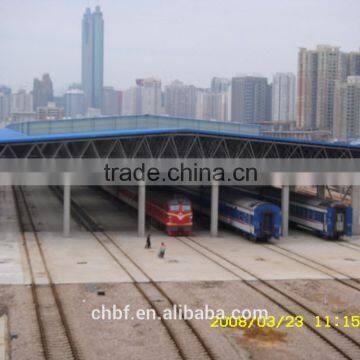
[158, 242, 166, 258]
[145, 234, 151, 249]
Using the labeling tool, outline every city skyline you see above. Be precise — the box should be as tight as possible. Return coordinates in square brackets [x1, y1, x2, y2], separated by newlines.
[1, 0, 359, 92]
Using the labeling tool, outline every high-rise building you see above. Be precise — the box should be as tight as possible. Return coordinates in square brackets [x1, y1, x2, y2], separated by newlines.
[82, 6, 104, 110]
[164, 80, 198, 118]
[315, 46, 348, 131]
[10, 88, 35, 124]
[53, 96, 65, 110]
[139, 78, 162, 115]
[102, 86, 122, 116]
[64, 89, 85, 118]
[348, 52, 360, 76]
[117, 91, 123, 116]
[211, 77, 230, 93]
[36, 102, 64, 120]
[11, 89, 33, 113]
[196, 90, 229, 121]
[0, 86, 12, 126]
[334, 76, 360, 141]
[231, 76, 268, 123]
[296, 45, 360, 132]
[33, 73, 53, 110]
[122, 87, 138, 115]
[272, 73, 296, 122]
[266, 83, 272, 121]
[122, 78, 162, 116]
[297, 49, 318, 130]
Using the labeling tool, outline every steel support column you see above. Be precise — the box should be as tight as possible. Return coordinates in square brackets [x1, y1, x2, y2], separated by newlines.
[317, 186, 326, 199]
[352, 186, 360, 236]
[63, 185, 71, 237]
[211, 181, 219, 237]
[138, 181, 146, 237]
[281, 185, 289, 237]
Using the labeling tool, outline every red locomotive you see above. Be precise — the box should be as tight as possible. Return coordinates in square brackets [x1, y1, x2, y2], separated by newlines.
[104, 187, 193, 236]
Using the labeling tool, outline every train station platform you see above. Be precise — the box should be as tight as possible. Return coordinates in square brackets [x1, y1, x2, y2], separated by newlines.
[0, 115, 359, 237]
[2, 185, 360, 286]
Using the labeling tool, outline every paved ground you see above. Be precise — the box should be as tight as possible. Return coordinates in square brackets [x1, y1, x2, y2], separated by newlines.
[2, 186, 360, 284]
[273, 231, 360, 278]
[0, 315, 9, 360]
[0, 188, 26, 284]
[1, 186, 360, 360]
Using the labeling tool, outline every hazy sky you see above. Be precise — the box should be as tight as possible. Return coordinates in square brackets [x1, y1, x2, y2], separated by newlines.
[1, 0, 359, 93]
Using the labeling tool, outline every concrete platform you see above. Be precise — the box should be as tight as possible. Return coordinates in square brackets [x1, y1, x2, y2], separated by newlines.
[36, 231, 133, 284]
[1, 185, 360, 285]
[275, 230, 360, 278]
[0, 315, 9, 360]
[109, 232, 239, 282]
[190, 232, 334, 281]
[0, 187, 27, 284]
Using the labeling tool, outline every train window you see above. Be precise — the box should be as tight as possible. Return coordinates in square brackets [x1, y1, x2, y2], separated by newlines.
[170, 205, 179, 211]
[182, 205, 191, 211]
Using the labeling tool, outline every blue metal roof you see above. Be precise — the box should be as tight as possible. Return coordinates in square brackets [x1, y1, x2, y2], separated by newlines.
[0, 114, 357, 150]
[0, 128, 28, 140]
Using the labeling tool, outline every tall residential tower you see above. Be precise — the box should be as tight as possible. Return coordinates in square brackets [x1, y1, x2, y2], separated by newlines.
[334, 76, 360, 140]
[272, 73, 296, 122]
[231, 76, 268, 124]
[296, 45, 360, 132]
[164, 80, 198, 118]
[33, 73, 53, 110]
[82, 6, 104, 110]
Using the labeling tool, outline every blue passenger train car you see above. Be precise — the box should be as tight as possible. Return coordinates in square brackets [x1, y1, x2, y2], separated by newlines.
[287, 195, 352, 239]
[230, 186, 352, 239]
[177, 187, 281, 241]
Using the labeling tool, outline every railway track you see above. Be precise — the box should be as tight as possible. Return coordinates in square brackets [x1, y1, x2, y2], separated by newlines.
[336, 240, 360, 253]
[261, 242, 360, 292]
[50, 186, 218, 360]
[12, 186, 80, 360]
[175, 236, 360, 360]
